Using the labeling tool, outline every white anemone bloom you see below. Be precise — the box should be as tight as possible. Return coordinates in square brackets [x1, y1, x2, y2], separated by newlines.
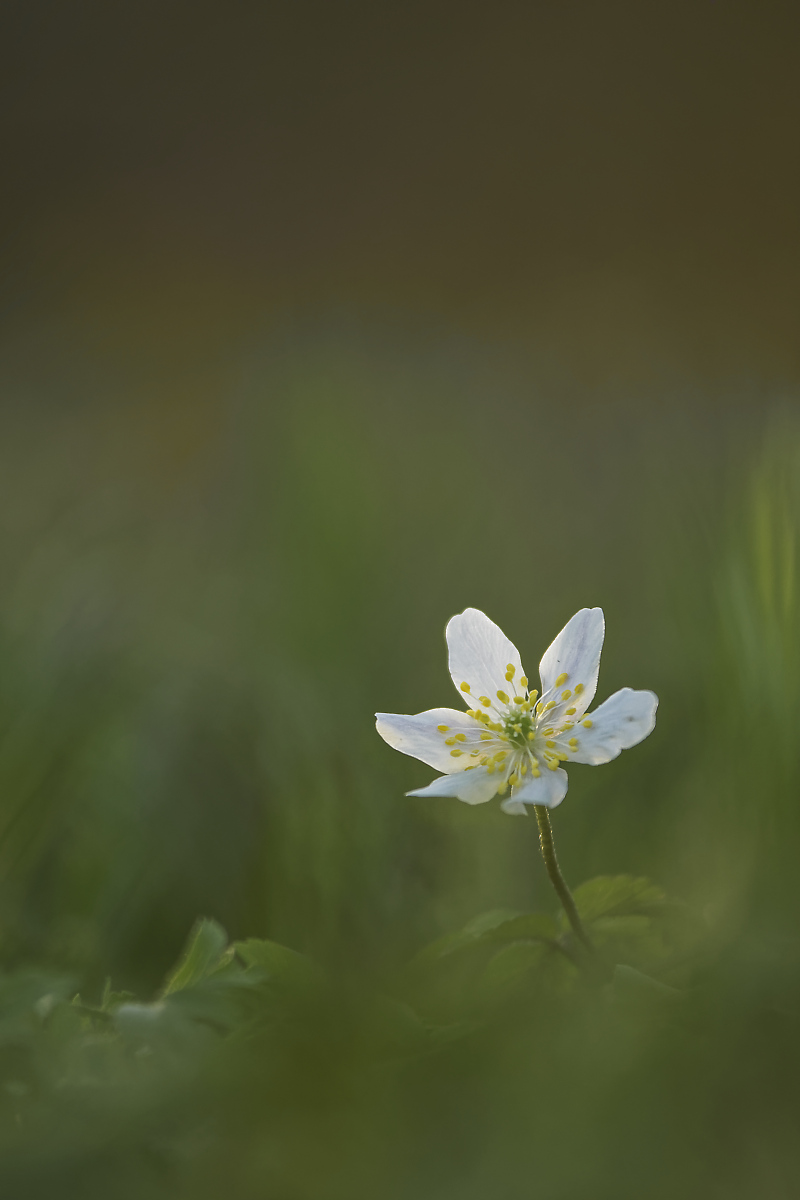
[376, 608, 657, 815]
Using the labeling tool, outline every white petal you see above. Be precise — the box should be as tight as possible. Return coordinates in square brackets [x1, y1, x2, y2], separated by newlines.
[568, 688, 658, 765]
[375, 708, 484, 772]
[538, 608, 605, 717]
[499, 799, 529, 816]
[407, 767, 499, 805]
[446, 608, 525, 710]
[502, 767, 569, 812]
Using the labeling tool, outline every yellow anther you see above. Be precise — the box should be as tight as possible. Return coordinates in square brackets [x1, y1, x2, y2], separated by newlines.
[582, 719, 593, 728]
[547, 760, 559, 771]
[455, 733, 466, 742]
[506, 664, 516, 676]
[545, 700, 556, 711]
[520, 761, 528, 776]
[520, 676, 528, 689]
[480, 696, 491, 707]
[487, 762, 496, 774]
[479, 755, 489, 765]
[565, 707, 577, 716]
[444, 737, 456, 746]
[505, 673, 514, 682]
[527, 731, 535, 741]
[437, 724, 449, 732]
[491, 722, 503, 732]
[514, 695, 525, 704]
[532, 768, 541, 778]
[508, 773, 518, 787]
[494, 751, 508, 761]
[450, 749, 463, 757]
[513, 724, 522, 734]
[498, 782, 508, 795]
[574, 683, 584, 695]
[555, 672, 569, 687]
[496, 690, 509, 704]
[545, 740, 555, 749]
[480, 732, 492, 741]
[563, 723, 575, 731]
[543, 728, 554, 736]
[460, 681, 471, 692]
[569, 738, 579, 748]
[536, 703, 545, 716]
[561, 690, 571, 701]
[521, 700, 531, 712]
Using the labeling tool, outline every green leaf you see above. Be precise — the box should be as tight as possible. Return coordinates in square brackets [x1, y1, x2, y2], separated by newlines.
[480, 942, 548, 993]
[234, 938, 321, 987]
[161, 918, 233, 997]
[412, 910, 559, 967]
[100, 977, 136, 1012]
[572, 875, 666, 923]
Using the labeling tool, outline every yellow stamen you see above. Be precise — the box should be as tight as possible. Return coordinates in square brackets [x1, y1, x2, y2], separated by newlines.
[450, 749, 463, 757]
[520, 761, 528, 776]
[506, 664, 516, 676]
[569, 738, 578, 748]
[444, 737, 456, 746]
[545, 740, 555, 749]
[496, 690, 509, 704]
[561, 690, 571, 701]
[547, 760, 559, 771]
[480, 696, 491, 707]
[480, 732, 492, 741]
[527, 731, 535, 741]
[555, 672, 569, 687]
[514, 695, 526, 704]
[508, 773, 518, 786]
[455, 733, 466, 742]
[582, 719, 593, 728]
[460, 682, 471, 693]
[520, 676, 528, 688]
[545, 700, 556, 711]
[574, 683, 584, 695]
[487, 762, 496, 775]
[437, 724, 449, 732]
[565, 707, 577, 716]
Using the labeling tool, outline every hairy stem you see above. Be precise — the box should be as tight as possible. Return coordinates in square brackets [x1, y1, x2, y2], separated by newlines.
[534, 805, 593, 953]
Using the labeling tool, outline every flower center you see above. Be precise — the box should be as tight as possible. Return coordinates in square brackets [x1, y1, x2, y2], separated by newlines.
[502, 706, 535, 747]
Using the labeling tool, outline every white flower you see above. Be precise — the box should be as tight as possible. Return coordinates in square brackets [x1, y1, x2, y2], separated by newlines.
[376, 608, 657, 815]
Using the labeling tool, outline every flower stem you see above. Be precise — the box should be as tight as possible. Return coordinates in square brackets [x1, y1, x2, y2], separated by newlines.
[533, 805, 593, 953]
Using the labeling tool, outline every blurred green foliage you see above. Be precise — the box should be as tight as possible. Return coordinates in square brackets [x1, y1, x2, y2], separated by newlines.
[0, 328, 798, 1196]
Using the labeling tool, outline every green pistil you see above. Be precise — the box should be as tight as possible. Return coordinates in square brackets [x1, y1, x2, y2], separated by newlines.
[503, 707, 534, 747]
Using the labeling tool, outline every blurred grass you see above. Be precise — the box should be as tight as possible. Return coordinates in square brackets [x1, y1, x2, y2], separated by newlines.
[0, 321, 798, 1195]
